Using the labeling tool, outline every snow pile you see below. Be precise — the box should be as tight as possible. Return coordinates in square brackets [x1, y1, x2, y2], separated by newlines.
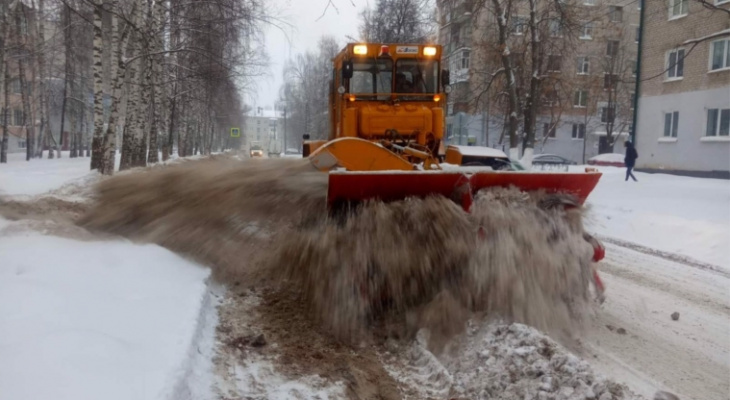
[447, 324, 642, 400]
[0, 234, 213, 400]
[382, 323, 644, 400]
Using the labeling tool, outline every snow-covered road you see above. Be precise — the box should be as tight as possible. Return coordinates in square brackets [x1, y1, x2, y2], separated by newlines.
[583, 242, 730, 400]
[1, 154, 727, 399]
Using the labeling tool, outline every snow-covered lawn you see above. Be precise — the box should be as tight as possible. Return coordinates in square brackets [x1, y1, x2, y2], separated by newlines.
[0, 152, 96, 196]
[577, 165, 730, 269]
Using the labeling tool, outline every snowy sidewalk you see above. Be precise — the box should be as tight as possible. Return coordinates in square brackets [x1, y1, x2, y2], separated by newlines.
[576, 166, 730, 270]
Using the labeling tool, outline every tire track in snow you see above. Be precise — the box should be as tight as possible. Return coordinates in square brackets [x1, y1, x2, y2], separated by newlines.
[582, 243, 730, 400]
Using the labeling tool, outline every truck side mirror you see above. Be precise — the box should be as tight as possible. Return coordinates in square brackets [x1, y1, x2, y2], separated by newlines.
[441, 69, 450, 86]
[342, 61, 353, 80]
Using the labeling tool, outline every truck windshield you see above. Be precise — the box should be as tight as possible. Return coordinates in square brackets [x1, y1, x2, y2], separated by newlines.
[350, 59, 393, 99]
[394, 59, 439, 99]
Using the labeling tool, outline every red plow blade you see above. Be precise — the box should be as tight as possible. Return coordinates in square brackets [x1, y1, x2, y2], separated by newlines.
[327, 169, 602, 211]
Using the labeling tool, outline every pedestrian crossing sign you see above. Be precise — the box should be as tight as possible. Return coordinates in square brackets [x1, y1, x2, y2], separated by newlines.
[231, 127, 240, 138]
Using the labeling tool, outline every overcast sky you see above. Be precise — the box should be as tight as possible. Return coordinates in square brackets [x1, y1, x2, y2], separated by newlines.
[247, 0, 371, 113]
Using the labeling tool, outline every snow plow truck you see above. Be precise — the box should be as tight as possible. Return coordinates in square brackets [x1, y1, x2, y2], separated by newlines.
[301, 43, 606, 297]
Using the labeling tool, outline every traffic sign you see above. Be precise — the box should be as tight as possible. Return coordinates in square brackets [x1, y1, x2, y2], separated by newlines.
[231, 127, 240, 137]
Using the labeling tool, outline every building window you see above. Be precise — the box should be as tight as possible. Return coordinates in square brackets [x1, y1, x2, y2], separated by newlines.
[603, 74, 618, 89]
[549, 19, 563, 37]
[706, 108, 730, 136]
[667, 48, 685, 78]
[17, 139, 26, 149]
[669, 0, 688, 18]
[635, 26, 640, 43]
[572, 123, 586, 139]
[576, 56, 590, 74]
[512, 16, 527, 35]
[574, 90, 588, 107]
[606, 40, 619, 56]
[601, 107, 615, 123]
[580, 22, 594, 39]
[547, 55, 562, 72]
[461, 50, 470, 69]
[12, 109, 23, 126]
[608, 6, 623, 22]
[543, 123, 556, 138]
[664, 111, 679, 137]
[710, 39, 730, 71]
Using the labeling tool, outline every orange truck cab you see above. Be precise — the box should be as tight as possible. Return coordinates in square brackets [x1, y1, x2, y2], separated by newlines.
[303, 43, 450, 159]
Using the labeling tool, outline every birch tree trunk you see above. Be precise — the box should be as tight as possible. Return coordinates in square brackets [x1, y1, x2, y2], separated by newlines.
[146, 0, 164, 164]
[14, 6, 34, 161]
[0, 63, 8, 163]
[32, 0, 59, 159]
[0, 0, 11, 163]
[90, 1, 105, 171]
[58, 4, 71, 159]
[100, 0, 133, 173]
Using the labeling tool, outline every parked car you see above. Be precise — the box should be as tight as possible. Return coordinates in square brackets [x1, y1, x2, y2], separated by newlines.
[532, 154, 577, 166]
[587, 153, 625, 167]
[444, 145, 519, 170]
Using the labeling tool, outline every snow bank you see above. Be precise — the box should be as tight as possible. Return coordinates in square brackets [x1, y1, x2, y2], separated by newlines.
[0, 235, 212, 400]
[578, 166, 730, 269]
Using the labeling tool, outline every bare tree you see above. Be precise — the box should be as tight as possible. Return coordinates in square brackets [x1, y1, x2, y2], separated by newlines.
[359, 0, 436, 43]
[594, 25, 635, 154]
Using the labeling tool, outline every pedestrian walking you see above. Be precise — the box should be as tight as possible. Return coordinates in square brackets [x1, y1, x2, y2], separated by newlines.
[624, 140, 638, 182]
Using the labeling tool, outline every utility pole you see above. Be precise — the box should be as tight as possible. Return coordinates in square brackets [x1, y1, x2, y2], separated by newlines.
[630, 0, 645, 144]
[283, 107, 287, 152]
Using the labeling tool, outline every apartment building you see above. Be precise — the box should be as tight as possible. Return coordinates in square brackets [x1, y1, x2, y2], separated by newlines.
[243, 110, 286, 154]
[635, 0, 729, 176]
[436, 0, 639, 162]
[438, 0, 485, 146]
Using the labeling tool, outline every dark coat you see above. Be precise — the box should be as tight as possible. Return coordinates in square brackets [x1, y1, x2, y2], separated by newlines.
[625, 143, 638, 167]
